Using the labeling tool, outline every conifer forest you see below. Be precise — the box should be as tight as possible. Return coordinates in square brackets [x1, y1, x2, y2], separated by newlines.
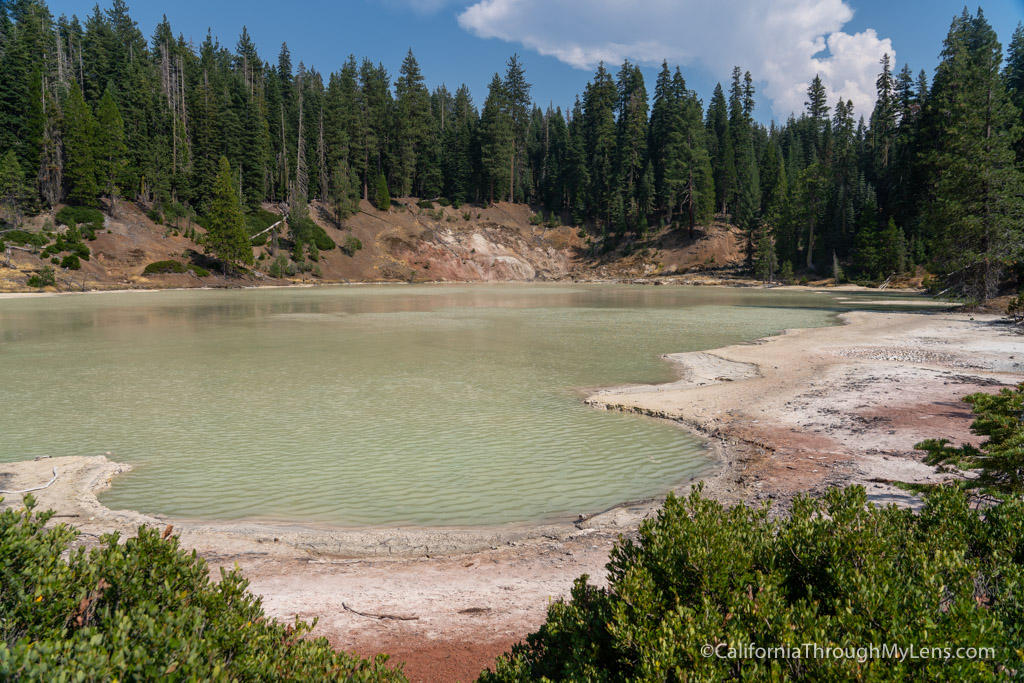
[0, 1, 1022, 299]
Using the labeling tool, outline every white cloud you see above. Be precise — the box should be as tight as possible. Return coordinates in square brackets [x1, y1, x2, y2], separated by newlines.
[457, 0, 893, 120]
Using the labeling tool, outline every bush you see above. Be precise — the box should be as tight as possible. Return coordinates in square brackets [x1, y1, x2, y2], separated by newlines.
[26, 266, 55, 288]
[0, 497, 406, 681]
[437, 197, 451, 207]
[483, 485, 1023, 681]
[142, 260, 188, 275]
[341, 235, 362, 257]
[3, 230, 47, 248]
[289, 217, 335, 251]
[417, 199, 434, 210]
[917, 382, 1024, 497]
[59, 254, 81, 270]
[529, 212, 544, 226]
[189, 265, 210, 278]
[147, 208, 163, 224]
[69, 242, 90, 260]
[246, 208, 281, 235]
[56, 206, 104, 232]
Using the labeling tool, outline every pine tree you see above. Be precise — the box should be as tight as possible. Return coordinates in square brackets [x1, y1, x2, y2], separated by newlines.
[206, 156, 254, 271]
[706, 83, 735, 213]
[922, 8, 1024, 299]
[358, 60, 391, 200]
[392, 50, 433, 197]
[805, 75, 830, 126]
[583, 63, 618, 229]
[63, 83, 100, 206]
[615, 60, 647, 233]
[1004, 22, 1024, 162]
[479, 73, 513, 205]
[374, 172, 390, 211]
[95, 87, 126, 202]
[503, 54, 531, 202]
[754, 228, 778, 283]
[0, 150, 28, 226]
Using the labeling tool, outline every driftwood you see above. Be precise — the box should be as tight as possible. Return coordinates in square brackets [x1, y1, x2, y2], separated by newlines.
[250, 219, 285, 241]
[342, 602, 418, 621]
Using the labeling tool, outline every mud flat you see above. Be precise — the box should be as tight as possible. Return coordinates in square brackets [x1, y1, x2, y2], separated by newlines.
[2, 309, 1021, 681]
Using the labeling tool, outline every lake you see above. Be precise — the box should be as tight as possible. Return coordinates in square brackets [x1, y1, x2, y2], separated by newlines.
[0, 284, 929, 526]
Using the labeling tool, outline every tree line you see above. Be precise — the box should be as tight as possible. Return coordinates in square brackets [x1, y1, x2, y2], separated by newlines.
[0, 1, 1021, 297]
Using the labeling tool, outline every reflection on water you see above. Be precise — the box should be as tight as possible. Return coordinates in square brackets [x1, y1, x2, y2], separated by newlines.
[0, 284, 929, 526]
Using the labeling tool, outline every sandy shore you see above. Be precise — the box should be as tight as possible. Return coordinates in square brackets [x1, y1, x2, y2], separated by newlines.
[1, 309, 1021, 681]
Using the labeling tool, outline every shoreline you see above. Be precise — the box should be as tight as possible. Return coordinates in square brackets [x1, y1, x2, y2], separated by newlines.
[0, 275, 934, 300]
[2, 306, 1018, 682]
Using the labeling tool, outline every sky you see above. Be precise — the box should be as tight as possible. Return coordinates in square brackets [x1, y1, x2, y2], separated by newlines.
[44, 0, 1024, 124]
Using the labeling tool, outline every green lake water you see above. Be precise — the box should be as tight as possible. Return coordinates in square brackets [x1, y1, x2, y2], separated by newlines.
[0, 284, 933, 526]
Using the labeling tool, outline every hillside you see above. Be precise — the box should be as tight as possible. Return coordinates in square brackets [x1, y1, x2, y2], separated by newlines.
[0, 200, 751, 293]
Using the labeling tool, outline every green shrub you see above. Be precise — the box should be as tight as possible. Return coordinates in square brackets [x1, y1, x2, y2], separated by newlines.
[59, 254, 81, 270]
[289, 217, 335, 251]
[0, 497, 405, 681]
[70, 242, 90, 260]
[26, 266, 55, 288]
[56, 206, 104, 232]
[417, 199, 434, 210]
[529, 212, 544, 226]
[3, 230, 47, 248]
[917, 383, 1024, 497]
[189, 265, 210, 277]
[142, 260, 188, 275]
[50, 257, 59, 265]
[246, 208, 281, 235]
[147, 208, 163, 224]
[437, 197, 451, 207]
[341, 235, 362, 257]
[483, 485, 1023, 682]
[162, 201, 188, 224]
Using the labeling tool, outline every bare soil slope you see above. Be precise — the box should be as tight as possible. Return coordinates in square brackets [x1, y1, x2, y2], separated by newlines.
[1, 201, 755, 292]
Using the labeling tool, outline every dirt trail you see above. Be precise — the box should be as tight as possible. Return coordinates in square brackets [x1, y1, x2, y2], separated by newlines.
[2, 310, 1021, 681]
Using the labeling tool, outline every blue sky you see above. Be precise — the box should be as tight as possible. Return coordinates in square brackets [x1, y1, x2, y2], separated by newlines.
[44, 0, 1023, 123]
